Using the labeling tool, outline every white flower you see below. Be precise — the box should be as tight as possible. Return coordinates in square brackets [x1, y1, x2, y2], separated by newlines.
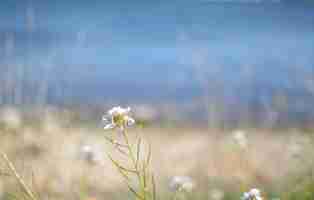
[103, 106, 135, 130]
[250, 188, 261, 197]
[0, 107, 22, 130]
[103, 123, 116, 130]
[108, 106, 130, 116]
[242, 188, 262, 200]
[169, 176, 195, 192]
[126, 117, 135, 126]
[79, 144, 103, 164]
[209, 188, 224, 200]
[242, 192, 250, 200]
[232, 130, 248, 149]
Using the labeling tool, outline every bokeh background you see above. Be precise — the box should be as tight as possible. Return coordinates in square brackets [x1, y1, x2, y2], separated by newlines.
[0, 0, 314, 199]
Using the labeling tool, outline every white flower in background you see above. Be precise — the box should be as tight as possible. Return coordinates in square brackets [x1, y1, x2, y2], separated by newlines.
[289, 142, 302, 158]
[242, 188, 262, 200]
[209, 188, 224, 200]
[0, 107, 22, 129]
[232, 130, 248, 149]
[102, 106, 135, 130]
[169, 176, 195, 192]
[287, 134, 306, 159]
[79, 144, 103, 165]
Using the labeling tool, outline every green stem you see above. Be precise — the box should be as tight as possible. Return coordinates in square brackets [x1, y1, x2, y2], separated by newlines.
[121, 129, 138, 169]
[121, 128, 146, 199]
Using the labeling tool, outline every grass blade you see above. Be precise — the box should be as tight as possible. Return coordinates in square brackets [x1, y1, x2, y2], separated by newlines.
[127, 185, 145, 200]
[152, 174, 157, 200]
[0, 152, 38, 200]
[144, 143, 152, 170]
[109, 153, 137, 172]
[136, 137, 142, 169]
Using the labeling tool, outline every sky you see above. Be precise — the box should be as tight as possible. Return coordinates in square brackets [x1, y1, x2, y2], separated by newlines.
[0, 0, 314, 104]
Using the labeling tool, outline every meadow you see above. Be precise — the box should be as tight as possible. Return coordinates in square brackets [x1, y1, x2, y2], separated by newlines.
[0, 106, 314, 200]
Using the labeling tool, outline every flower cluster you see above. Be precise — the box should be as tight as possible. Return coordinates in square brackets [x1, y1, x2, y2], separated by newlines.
[102, 106, 135, 130]
[242, 188, 263, 200]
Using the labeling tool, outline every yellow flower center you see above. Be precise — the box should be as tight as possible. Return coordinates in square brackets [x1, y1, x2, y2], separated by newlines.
[113, 115, 125, 127]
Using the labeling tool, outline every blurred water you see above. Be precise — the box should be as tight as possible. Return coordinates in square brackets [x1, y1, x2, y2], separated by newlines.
[0, 0, 314, 106]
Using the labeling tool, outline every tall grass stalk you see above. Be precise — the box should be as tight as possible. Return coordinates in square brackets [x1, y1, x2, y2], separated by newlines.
[0, 151, 38, 200]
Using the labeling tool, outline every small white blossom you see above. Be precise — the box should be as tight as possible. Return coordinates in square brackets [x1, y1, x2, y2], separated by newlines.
[232, 130, 248, 149]
[243, 192, 250, 200]
[169, 176, 195, 192]
[108, 106, 130, 116]
[126, 117, 135, 126]
[102, 106, 135, 130]
[103, 123, 115, 130]
[78, 144, 103, 164]
[250, 189, 261, 197]
[209, 188, 224, 200]
[0, 107, 22, 130]
[242, 188, 262, 200]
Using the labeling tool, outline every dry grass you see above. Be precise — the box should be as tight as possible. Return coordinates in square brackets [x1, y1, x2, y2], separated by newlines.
[0, 109, 313, 199]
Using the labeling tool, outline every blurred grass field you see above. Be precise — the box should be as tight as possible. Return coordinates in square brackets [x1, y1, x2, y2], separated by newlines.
[1, 1, 314, 199]
[0, 106, 314, 200]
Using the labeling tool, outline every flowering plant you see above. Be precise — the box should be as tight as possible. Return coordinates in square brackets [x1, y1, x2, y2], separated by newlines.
[103, 106, 156, 200]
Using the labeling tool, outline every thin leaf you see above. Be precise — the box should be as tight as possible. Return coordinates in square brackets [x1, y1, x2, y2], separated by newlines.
[106, 153, 130, 180]
[145, 143, 152, 170]
[104, 136, 128, 148]
[116, 146, 129, 157]
[143, 166, 147, 189]
[127, 185, 145, 200]
[109, 154, 136, 173]
[152, 173, 157, 200]
[136, 137, 142, 168]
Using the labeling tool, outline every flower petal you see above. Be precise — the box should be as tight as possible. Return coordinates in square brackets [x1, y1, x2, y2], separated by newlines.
[104, 123, 115, 130]
[126, 117, 135, 126]
[250, 188, 261, 197]
[102, 115, 109, 122]
[242, 192, 250, 200]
